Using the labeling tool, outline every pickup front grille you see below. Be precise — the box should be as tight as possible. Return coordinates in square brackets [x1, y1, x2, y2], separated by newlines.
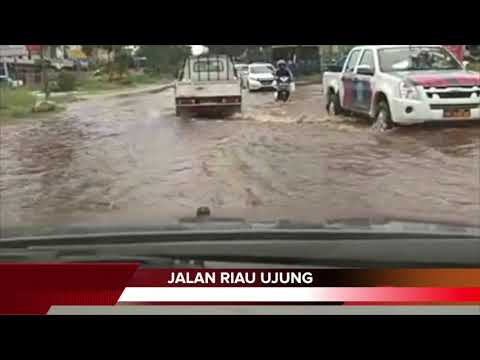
[429, 92, 478, 99]
[430, 104, 480, 110]
[424, 86, 480, 99]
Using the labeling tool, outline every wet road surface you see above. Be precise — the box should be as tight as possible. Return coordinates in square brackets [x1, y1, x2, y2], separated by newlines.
[1, 84, 480, 230]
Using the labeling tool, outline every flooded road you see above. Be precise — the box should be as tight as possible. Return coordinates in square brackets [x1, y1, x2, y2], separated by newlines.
[1, 84, 480, 230]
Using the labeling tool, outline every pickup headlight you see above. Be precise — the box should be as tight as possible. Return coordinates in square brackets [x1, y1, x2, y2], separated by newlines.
[399, 82, 420, 100]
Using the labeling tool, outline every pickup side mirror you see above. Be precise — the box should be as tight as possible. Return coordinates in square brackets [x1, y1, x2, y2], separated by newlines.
[357, 64, 375, 76]
[327, 64, 343, 72]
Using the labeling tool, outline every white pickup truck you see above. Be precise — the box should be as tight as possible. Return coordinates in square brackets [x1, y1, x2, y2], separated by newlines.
[323, 45, 480, 129]
[175, 54, 242, 117]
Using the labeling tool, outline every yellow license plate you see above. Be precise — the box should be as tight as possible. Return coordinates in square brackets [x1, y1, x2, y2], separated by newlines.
[444, 109, 471, 118]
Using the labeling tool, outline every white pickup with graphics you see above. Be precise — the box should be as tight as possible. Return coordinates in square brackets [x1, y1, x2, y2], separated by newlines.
[323, 45, 480, 129]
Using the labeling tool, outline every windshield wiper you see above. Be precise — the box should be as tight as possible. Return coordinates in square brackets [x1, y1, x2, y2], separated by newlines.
[1, 229, 479, 267]
[0, 217, 478, 267]
[2, 216, 479, 244]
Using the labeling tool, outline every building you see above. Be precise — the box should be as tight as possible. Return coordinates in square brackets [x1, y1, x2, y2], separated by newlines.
[1, 45, 69, 85]
[271, 45, 354, 76]
[0, 45, 28, 58]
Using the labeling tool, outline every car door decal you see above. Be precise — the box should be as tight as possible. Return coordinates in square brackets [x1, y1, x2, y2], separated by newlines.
[343, 76, 354, 109]
[350, 78, 372, 111]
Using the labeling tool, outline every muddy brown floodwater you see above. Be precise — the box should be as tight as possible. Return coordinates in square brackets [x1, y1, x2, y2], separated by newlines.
[1, 84, 480, 231]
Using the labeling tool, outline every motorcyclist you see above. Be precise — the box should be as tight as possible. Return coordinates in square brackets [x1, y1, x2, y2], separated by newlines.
[275, 60, 294, 81]
[274, 60, 294, 101]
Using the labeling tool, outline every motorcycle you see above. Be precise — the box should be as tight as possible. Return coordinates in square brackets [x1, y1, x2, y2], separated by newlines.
[274, 76, 292, 102]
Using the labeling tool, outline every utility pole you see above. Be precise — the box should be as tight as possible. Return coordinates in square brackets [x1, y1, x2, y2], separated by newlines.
[0, 58, 5, 109]
[40, 45, 50, 100]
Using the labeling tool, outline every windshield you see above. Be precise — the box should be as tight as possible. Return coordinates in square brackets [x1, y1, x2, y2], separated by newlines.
[1, 44, 480, 248]
[250, 65, 273, 74]
[193, 59, 224, 72]
[378, 47, 462, 72]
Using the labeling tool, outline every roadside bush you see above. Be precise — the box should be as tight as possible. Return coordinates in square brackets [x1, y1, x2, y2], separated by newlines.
[144, 64, 177, 78]
[0, 88, 37, 118]
[2, 88, 36, 108]
[57, 71, 77, 92]
[119, 76, 133, 85]
[114, 51, 130, 78]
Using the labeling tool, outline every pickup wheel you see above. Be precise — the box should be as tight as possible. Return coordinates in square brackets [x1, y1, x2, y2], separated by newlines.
[372, 100, 394, 131]
[327, 91, 342, 115]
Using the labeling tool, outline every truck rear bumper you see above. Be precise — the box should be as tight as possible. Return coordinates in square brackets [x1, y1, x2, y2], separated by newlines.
[390, 97, 480, 125]
[176, 103, 242, 116]
[177, 102, 241, 108]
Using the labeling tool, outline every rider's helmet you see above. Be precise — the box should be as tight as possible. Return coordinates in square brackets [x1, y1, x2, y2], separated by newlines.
[277, 59, 287, 69]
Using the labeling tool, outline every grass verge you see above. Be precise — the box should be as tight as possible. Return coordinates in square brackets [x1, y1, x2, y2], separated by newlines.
[76, 72, 173, 94]
[0, 87, 37, 119]
[0, 87, 69, 122]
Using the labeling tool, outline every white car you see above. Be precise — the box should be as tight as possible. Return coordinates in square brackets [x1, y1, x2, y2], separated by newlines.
[323, 45, 480, 129]
[246, 63, 276, 91]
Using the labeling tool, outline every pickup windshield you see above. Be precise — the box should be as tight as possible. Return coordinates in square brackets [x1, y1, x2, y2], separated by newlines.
[378, 47, 462, 72]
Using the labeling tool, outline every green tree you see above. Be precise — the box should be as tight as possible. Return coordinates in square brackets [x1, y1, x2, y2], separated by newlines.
[81, 45, 129, 80]
[207, 45, 246, 57]
[114, 50, 130, 78]
[207, 45, 271, 61]
[137, 45, 190, 75]
[101, 45, 123, 80]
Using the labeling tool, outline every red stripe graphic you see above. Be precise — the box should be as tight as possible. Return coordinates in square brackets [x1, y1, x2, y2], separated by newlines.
[0, 264, 139, 314]
[409, 73, 480, 87]
[117, 287, 480, 304]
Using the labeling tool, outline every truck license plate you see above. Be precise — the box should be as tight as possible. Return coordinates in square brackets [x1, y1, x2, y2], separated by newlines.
[444, 109, 471, 118]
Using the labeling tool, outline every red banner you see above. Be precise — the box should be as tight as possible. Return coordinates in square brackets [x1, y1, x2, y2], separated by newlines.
[444, 45, 464, 62]
[0, 264, 139, 315]
[26, 45, 41, 54]
[2, 266, 480, 314]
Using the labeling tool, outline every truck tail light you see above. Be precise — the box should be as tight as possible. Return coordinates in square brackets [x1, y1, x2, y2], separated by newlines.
[223, 96, 241, 103]
[177, 98, 195, 105]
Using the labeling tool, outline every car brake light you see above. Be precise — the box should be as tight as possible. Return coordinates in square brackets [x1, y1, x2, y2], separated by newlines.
[178, 98, 195, 105]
